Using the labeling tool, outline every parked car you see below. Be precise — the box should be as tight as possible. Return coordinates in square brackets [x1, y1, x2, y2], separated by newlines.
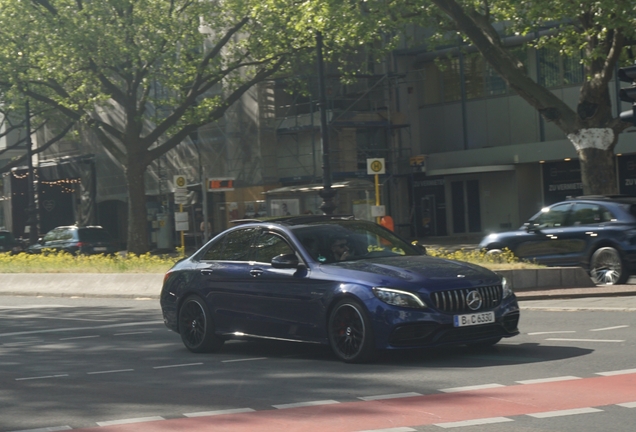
[0, 230, 23, 254]
[479, 195, 636, 285]
[27, 225, 118, 255]
[160, 215, 519, 363]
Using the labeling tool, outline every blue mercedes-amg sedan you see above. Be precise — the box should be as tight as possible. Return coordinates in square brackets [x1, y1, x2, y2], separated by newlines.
[160, 215, 519, 363]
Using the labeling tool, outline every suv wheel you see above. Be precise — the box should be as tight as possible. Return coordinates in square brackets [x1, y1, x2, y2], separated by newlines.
[590, 247, 629, 285]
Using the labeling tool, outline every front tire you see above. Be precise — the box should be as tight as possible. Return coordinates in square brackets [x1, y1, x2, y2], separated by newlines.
[178, 295, 224, 353]
[590, 247, 629, 285]
[328, 299, 376, 363]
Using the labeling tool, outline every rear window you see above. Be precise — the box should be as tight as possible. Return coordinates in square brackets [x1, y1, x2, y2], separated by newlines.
[79, 228, 112, 242]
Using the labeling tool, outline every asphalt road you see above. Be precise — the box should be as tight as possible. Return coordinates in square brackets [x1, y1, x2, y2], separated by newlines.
[1, 296, 635, 432]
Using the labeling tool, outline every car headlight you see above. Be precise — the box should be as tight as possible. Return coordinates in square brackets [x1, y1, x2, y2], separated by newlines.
[502, 277, 513, 298]
[372, 287, 427, 309]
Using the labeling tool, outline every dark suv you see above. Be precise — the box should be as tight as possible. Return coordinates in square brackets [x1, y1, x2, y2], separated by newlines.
[0, 230, 23, 254]
[479, 196, 636, 285]
[27, 225, 118, 255]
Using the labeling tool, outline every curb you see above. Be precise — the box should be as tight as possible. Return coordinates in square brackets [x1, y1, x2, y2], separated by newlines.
[0, 271, 634, 301]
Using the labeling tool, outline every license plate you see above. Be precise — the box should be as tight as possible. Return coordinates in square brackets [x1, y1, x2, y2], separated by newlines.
[94, 247, 107, 252]
[454, 311, 495, 327]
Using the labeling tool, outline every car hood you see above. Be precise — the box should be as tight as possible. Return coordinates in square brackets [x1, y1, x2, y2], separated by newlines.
[320, 255, 501, 291]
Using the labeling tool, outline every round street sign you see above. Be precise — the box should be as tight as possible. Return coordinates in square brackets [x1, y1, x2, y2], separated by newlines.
[173, 175, 187, 190]
[367, 158, 386, 175]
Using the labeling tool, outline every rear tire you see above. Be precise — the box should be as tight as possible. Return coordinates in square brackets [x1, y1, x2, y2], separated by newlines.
[328, 299, 376, 363]
[178, 295, 224, 353]
[590, 247, 629, 285]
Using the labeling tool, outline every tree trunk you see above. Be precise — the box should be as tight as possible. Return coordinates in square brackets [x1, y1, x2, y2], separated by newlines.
[578, 147, 618, 196]
[125, 162, 150, 254]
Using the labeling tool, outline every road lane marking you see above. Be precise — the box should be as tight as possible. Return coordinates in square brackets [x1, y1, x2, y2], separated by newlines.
[0, 321, 164, 337]
[222, 357, 267, 363]
[597, 368, 636, 376]
[15, 374, 68, 381]
[153, 363, 203, 369]
[59, 335, 100, 341]
[528, 331, 576, 335]
[545, 338, 624, 342]
[617, 402, 636, 408]
[434, 417, 514, 428]
[8, 426, 73, 432]
[516, 376, 581, 385]
[590, 325, 629, 332]
[358, 392, 422, 401]
[527, 407, 602, 418]
[0, 305, 73, 309]
[439, 384, 504, 393]
[357, 428, 417, 432]
[87, 369, 134, 375]
[184, 408, 255, 417]
[114, 331, 153, 336]
[96, 417, 165, 426]
[2, 340, 44, 347]
[0, 314, 112, 323]
[274, 400, 340, 409]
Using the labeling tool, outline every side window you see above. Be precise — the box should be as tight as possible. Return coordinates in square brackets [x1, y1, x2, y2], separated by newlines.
[570, 203, 603, 225]
[201, 237, 227, 261]
[531, 203, 571, 228]
[62, 229, 75, 241]
[252, 232, 295, 263]
[201, 228, 257, 261]
[220, 228, 257, 261]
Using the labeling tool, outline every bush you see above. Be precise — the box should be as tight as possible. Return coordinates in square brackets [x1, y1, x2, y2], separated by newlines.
[0, 251, 180, 273]
[427, 247, 542, 270]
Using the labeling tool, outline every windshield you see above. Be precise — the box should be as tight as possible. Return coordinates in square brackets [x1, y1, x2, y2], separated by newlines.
[292, 220, 420, 263]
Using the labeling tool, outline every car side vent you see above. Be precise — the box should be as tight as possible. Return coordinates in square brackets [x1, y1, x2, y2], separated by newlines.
[431, 286, 502, 313]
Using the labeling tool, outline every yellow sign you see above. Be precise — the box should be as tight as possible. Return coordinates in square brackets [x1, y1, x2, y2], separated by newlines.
[366, 158, 386, 175]
[410, 155, 426, 167]
[173, 175, 186, 189]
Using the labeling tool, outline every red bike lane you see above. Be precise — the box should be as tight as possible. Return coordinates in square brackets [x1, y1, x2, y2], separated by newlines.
[76, 372, 636, 432]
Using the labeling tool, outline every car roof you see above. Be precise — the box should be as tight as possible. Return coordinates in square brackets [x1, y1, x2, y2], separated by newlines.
[230, 215, 356, 227]
[567, 195, 636, 205]
[51, 225, 105, 230]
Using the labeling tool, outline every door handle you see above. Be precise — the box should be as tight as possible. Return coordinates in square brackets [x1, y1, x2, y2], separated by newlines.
[200, 269, 214, 276]
[250, 268, 264, 277]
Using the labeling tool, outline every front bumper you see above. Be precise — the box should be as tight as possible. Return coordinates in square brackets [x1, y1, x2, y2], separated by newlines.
[371, 296, 520, 349]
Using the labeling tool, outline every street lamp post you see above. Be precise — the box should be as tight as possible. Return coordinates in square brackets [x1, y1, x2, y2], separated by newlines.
[316, 32, 337, 215]
[24, 98, 38, 245]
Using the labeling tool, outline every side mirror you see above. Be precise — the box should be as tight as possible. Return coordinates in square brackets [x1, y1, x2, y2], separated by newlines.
[411, 240, 427, 255]
[271, 253, 300, 269]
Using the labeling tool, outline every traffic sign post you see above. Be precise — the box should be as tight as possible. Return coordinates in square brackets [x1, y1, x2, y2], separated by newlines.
[367, 158, 385, 223]
[173, 175, 187, 254]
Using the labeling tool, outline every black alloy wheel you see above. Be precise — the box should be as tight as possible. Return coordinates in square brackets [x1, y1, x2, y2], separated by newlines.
[328, 299, 375, 363]
[590, 247, 629, 285]
[178, 296, 224, 353]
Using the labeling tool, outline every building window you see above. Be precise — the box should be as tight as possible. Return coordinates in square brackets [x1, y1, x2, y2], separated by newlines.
[417, 63, 442, 105]
[441, 57, 461, 102]
[464, 53, 485, 99]
[538, 48, 584, 87]
[419, 53, 509, 105]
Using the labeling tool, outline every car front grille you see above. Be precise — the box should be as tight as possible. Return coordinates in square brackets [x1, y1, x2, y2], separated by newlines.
[431, 285, 502, 313]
